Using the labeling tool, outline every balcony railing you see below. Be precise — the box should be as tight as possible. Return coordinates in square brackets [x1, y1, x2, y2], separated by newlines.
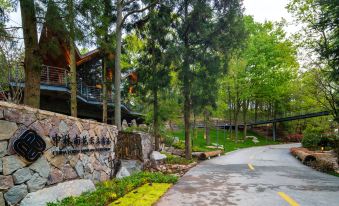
[11, 65, 113, 104]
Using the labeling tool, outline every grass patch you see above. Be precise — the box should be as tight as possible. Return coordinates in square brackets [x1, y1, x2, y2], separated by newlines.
[110, 183, 171, 206]
[169, 128, 279, 153]
[47, 172, 178, 206]
[328, 171, 339, 177]
[161, 152, 196, 165]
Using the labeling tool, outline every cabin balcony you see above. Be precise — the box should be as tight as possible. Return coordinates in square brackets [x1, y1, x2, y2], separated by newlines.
[6, 65, 144, 124]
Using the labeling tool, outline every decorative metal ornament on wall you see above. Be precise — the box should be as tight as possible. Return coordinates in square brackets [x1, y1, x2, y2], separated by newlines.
[13, 130, 46, 162]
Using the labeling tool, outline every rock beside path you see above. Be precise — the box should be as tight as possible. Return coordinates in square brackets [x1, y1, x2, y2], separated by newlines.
[20, 179, 95, 206]
[150, 151, 167, 161]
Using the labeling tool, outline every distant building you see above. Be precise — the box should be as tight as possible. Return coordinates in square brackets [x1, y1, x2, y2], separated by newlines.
[8, 3, 143, 125]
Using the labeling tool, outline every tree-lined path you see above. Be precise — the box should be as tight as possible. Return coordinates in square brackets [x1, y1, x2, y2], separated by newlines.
[157, 144, 339, 206]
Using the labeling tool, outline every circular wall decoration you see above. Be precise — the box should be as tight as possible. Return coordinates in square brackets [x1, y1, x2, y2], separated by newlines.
[13, 130, 46, 162]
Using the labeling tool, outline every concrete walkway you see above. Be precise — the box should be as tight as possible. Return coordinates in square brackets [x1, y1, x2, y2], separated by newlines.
[156, 144, 339, 206]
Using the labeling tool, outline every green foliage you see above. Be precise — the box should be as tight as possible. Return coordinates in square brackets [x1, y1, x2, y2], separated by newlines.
[334, 138, 339, 164]
[109, 183, 172, 206]
[47, 172, 178, 206]
[161, 152, 196, 165]
[301, 126, 325, 149]
[287, 0, 339, 121]
[216, 15, 299, 130]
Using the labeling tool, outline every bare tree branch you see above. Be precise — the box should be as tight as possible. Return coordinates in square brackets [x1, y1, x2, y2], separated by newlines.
[121, 1, 158, 25]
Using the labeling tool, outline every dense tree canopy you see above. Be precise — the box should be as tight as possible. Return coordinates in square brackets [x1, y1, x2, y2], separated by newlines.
[1, 0, 337, 161]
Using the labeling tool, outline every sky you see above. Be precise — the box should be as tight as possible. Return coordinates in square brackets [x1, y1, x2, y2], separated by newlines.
[7, 0, 298, 42]
[244, 0, 292, 22]
[243, 0, 298, 34]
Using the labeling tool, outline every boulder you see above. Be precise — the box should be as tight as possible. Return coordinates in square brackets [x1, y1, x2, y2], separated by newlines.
[0, 192, 5, 206]
[138, 132, 154, 160]
[4, 184, 28, 205]
[131, 119, 137, 127]
[29, 156, 50, 178]
[2, 155, 28, 175]
[18, 112, 37, 127]
[116, 167, 130, 179]
[75, 160, 84, 177]
[0, 141, 8, 158]
[84, 162, 94, 174]
[252, 138, 259, 144]
[13, 168, 32, 184]
[100, 171, 110, 182]
[20, 179, 95, 206]
[26, 173, 47, 192]
[150, 151, 167, 161]
[92, 170, 101, 182]
[45, 148, 66, 169]
[47, 168, 63, 185]
[58, 121, 68, 135]
[173, 136, 180, 144]
[116, 160, 142, 179]
[122, 120, 128, 130]
[0, 120, 18, 140]
[121, 160, 142, 174]
[62, 164, 77, 180]
[0, 175, 14, 190]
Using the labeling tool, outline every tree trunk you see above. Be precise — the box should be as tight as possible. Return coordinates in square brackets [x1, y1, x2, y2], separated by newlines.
[20, 0, 41, 108]
[204, 110, 210, 145]
[153, 85, 160, 151]
[102, 0, 111, 123]
[234, 109, 238, 143]
[114, 0, 122, 130]
[193, 113, 196, 139]
[102, 57, 108, 123]
[184, 64, 191, 159]
[227, 85, 232, 138]
[254, 100, 258, 122]
[183, 0, 191, 160]
[68, 0, 77, 117]
[243, 100, 249, 139]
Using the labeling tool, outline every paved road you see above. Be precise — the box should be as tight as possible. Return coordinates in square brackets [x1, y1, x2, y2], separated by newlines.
[157, 144, 339, 206]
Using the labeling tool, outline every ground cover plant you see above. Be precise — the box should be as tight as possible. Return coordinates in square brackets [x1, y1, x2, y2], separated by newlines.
[161, 152, 196, 165]
[47, 172, 178, 206]
[110, 183, 172, 206]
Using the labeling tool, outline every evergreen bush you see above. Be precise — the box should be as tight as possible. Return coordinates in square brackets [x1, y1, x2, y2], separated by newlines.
[301, 126, 324, 149]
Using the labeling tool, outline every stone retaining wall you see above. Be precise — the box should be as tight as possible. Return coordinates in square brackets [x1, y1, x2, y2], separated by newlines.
[0, 101, 118, 205]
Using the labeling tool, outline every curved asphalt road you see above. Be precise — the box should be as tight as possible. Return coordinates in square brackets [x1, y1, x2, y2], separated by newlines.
[156, 144, 339, 206]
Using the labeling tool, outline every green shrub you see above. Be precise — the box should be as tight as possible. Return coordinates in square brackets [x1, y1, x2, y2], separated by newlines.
[161, 152, 196, 165]
[163, 135, 177, 147]
[47, 172, 178, 206]
[173, 141, 185, 150]
[302, 126, 324, 149]
[334, 137, 339, 164]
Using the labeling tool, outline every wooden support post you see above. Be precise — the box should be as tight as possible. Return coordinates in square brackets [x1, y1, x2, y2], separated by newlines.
[273, 122, 277, 141]
[46, 66, 49, 84]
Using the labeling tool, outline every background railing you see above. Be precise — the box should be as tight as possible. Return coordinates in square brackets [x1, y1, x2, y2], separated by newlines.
[11, 65, 113, 104]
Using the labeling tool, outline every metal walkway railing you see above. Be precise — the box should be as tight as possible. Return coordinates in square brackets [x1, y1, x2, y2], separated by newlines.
[7, 65, 122, 107]
[38, 65, 113, 104]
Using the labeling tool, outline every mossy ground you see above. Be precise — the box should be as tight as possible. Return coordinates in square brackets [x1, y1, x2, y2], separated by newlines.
[110, 183, 172, 206]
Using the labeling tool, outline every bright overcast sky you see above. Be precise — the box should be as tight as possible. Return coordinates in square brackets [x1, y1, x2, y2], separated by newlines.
[243, 0, 299, 35]
[8, 0, 298, 41]
[243, 0, 292, 22]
